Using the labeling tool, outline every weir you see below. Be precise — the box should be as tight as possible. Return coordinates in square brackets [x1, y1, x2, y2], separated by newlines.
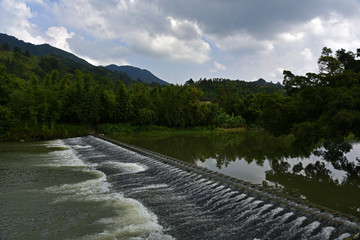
[63, 135, 360, 240]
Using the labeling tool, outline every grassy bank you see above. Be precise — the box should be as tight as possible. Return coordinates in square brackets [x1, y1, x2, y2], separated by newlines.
[97, 123, 246, 138]
[0, 122, 248, 142]
[0, 123, 94, 141]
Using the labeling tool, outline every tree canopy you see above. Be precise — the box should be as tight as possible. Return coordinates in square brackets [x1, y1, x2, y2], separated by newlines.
[1, 44, 359, 143]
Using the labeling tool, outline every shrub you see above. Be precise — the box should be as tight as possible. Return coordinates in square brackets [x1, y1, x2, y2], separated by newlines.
[215, 112, 246, 128]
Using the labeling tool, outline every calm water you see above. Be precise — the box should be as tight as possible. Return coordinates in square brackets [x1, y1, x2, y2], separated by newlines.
[0, 140, 173, 240]
[112, 131, 360, 218]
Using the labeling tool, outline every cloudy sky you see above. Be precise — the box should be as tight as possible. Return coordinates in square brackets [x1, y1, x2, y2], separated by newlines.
[1, 0, 360, 84]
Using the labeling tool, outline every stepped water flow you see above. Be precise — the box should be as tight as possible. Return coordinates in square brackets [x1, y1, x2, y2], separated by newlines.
[63, 136, 360, 240]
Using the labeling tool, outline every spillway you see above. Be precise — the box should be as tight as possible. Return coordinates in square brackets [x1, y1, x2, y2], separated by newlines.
[62, 135, 360, 240]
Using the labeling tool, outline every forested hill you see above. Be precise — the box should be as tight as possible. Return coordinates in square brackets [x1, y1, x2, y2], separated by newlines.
[0, 33, 166, 86]
[106, 64, 169, 85]
[186, 77, 284, 101]
[0, 33, 91, 67]
[0, 42, 135, 86]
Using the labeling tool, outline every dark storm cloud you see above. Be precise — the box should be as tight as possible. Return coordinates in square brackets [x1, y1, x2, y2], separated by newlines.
[157, 0, 359, 38]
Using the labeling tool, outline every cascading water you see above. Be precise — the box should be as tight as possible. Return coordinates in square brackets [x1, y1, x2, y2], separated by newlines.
[62, 136, 360, 240]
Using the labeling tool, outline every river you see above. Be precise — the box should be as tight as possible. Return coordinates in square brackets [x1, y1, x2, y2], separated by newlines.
[1, 134, 359, 239]
[0, 139, 173, 240]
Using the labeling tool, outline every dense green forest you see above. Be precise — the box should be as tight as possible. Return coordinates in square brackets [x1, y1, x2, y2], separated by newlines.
[0, 44, 247, 140]
[0, 43, 359, 143]
[186, 77, 284, 101]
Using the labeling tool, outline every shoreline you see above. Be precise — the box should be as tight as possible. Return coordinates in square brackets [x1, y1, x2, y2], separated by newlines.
[0, 123, 248, 142]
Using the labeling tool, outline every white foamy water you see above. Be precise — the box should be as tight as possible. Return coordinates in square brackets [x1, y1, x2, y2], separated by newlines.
[104, 161, 148, 173]
[312, 226, 335, 239]
[44, 140, 174, 240]
[34, 139, 91, 168]
[130, 184, 170, 194]
[73, 144, 93, 149]
[335, 233, 351, 240]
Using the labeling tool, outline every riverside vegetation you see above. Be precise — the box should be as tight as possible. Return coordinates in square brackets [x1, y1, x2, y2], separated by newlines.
[0, 42, 360, 146]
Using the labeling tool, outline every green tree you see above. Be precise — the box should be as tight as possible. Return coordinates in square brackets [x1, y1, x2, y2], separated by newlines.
[128, 83, 154, 124]
[0, 66, 11, 105]
[318, 47, 344, 76]
[158, 85, 185, 127]
[114, 80, 129, 122]
[99, 83, 116, 122]
[0, 105, 13, 134]
[135, 108, 157, 125]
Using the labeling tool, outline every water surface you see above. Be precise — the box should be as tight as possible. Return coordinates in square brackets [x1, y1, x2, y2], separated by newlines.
[112, 131, 360, 217]
[0, 140, 172, 240]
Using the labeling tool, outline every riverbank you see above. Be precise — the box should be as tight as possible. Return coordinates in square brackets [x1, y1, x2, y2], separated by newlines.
[0, 123, 94, 141]
[0, 123, 247, 141]
[97, 123, 246, 137]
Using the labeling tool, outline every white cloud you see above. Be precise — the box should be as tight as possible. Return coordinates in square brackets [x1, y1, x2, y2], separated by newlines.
[278, 32, 305, 42]
[269, 67, 285, 80]
[130, 17, 210, 63]
[210, 61, 226, 73]
[213, 33, 274, 54]
[28, 0, 45, 4]
[300, 48, 314, 61]
[45, 26, 74, 52]
[50, 0, 211, 63]
[214, 61, 226, 70]
[0, 0, 44, 44]
[80, 55, 129, 67]
[157, 0, 360, 39]
[125, 30, 210, 63]
[251, 13, 360, 83]
[168, 16, 203, 40]
[292, 13, 360, 52]
[308, 18, 325, 36]
[52, 0, 116, 40]
[321, 16, 360, 51]
[67, 35, 131, 66]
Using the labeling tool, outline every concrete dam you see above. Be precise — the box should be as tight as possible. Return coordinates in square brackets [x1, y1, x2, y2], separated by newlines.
[62, 135, 360, 240]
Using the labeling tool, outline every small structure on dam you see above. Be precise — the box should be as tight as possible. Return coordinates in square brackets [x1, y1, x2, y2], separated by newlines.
[64, 135, 360, 240]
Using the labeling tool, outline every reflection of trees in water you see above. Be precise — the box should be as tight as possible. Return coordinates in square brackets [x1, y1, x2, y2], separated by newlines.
[266, 141, 360, 217]
[314, 141, 360, 186]
[122, 131, 316, 166]
[119, 131, 360, 217]
[268, 141, 360, 187]
[120, 131, 359, 187]
[120, 132, 359, 186]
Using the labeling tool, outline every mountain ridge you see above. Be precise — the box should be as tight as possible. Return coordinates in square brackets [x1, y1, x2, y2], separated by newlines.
[0, 33, 168, 85]
[0, 33, 279, 87]
[0, 33, 91, 67]
[105, 64, 169, 85]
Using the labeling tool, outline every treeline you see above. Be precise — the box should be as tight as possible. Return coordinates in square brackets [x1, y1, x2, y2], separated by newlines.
[211, 47, 360, 144]
[280, 47, 360, 143]
[0, 46, 248, 140]
[1, 44, 360, 143]
[0, 66, 226, 132]
[186, 77, 284, 101]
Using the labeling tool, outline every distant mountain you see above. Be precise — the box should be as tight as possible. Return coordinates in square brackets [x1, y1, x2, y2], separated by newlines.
[0, 33, 91, 67]
[105, 64, 169, 85]
[255, 78, 267, 85]
[0, 33, 168, 86]
[253, 78, 283, 88]
[191, 78, 285, 101]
